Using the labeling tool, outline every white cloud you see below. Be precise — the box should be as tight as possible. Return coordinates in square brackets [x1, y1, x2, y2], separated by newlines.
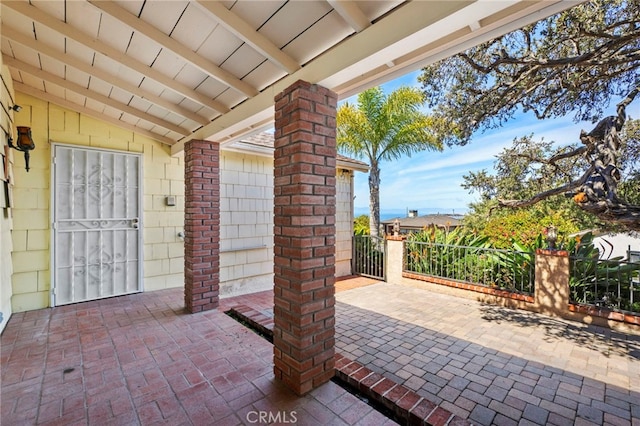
[350, 71, 621, 215]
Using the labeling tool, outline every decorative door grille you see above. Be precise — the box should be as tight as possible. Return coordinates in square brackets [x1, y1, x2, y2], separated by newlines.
[52, 145, 142, 305]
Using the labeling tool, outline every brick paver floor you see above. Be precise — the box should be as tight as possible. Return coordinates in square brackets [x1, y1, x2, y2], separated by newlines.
[3, 280, 639, 425]
[1, 289, 397, 426]
[335, 282, 640, 426]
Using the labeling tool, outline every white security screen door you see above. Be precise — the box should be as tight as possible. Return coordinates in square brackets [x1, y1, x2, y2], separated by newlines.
[52, 145, 142, 305]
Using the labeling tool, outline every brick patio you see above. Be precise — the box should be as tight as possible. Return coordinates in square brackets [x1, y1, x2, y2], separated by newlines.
[2, 279, 639, 425]
[335, 282, 640, 426]
[0, 287, 395, 426]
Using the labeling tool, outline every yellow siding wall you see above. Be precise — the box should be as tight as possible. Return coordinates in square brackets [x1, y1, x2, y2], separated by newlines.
[10, 92, 184, 312]
[1, 63, 16, 332]
[336, 169, 354, 277]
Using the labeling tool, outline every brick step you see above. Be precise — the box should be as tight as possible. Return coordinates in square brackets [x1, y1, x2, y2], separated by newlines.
[227, 304, 471, 426]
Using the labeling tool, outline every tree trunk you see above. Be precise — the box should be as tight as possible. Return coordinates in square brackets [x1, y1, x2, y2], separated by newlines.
[498, 85, 640, 231]
[368, 162, 381, 239]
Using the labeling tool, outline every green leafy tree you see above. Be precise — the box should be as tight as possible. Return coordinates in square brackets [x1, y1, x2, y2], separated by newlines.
[480, 209, 578, 250]
[419, 0, 640, 229]
[419, 0, 639, 144]
[337, 86, 443, 238]
[353, 215, 370, 236]
[461, 134, 600, 235]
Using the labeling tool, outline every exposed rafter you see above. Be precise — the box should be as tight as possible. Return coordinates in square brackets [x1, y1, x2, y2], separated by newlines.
[4, 1, 231, 114]
[2, 26, 210, 126]
[14, 82, 175, 145]
[5, 55, 191, 136]
[88, 0, 258, 98]
[1, 0, 585, 153]
[327, 0, 371, 33]
[195, 0, 301, 74]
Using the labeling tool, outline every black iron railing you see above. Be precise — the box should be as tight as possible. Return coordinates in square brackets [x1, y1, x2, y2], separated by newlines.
[353, 235, 385, 280]
[404, 241, 535, 295]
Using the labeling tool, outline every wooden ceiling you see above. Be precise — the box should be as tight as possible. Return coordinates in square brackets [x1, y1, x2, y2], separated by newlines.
[0, 1, 582, 155]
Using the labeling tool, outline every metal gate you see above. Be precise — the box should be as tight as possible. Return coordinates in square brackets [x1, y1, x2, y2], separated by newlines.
[353, 235, 385, 280]
[52, 145, 142, 305]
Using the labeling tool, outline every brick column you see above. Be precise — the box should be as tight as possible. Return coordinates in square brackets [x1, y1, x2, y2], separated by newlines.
[273, 80, 337, 395]
[184, 140, 220, 313]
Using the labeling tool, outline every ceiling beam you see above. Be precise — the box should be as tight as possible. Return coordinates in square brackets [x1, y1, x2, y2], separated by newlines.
[172, 1, 472, 155]
[172, 0, 581, 156]
[5, 1, 231, 114]
[14, 82, 175, 145]
[2, 26, 210, 126]
[330, 1, 583, 99]
[88, 0, 258, 98]
[195, 0, 301, 74]
[327, 0, 371, 32]
[3, 26, 210, 126]
[5, 55, 191, 136]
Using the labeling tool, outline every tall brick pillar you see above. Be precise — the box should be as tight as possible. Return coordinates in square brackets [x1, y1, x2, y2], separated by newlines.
[273, 80, 337, 395]
[184, 140, 220, 313]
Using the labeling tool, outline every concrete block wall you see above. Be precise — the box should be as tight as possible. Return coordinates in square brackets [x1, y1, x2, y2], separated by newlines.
[9, 92, 184, 312]
[219, 150, 274, 297]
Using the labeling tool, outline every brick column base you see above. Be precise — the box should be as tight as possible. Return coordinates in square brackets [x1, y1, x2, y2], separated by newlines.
[273, 80, 337, 395]
[184, 140, 220, 313]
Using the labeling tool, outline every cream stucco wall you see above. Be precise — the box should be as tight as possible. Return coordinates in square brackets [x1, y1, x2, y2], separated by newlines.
[10, 92, 184, 312]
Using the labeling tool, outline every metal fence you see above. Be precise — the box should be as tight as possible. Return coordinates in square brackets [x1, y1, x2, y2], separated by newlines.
[404, 241, 535, 295]
[569, 254, 640, 314]
[353, 235, 385, 280]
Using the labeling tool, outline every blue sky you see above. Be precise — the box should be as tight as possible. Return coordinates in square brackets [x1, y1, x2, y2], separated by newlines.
[346, 71, 624, 219]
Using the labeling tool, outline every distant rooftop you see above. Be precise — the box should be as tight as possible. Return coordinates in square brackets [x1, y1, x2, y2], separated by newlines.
[225, 132, 369, 172]
[381, 214, 463, 229]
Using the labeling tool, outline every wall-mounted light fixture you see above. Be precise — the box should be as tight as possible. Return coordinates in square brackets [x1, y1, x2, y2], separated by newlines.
[8, 126, 35, 172]
[9, 105, 22, 112]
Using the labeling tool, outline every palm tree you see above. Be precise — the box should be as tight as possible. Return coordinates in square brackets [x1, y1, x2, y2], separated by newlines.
[337, 86, 443, 238]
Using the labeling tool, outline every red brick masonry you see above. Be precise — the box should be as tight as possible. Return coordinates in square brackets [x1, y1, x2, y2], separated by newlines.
[228, 304, 471, 426]
[403, 269, 640, 327]
[272, 80, 337, 395]
[184, 140, 220, 313]
[402, 273, 536, 304]
[568, 303, 640, 326]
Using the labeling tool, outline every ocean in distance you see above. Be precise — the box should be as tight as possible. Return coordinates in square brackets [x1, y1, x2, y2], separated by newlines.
[354, 207, 468, 221]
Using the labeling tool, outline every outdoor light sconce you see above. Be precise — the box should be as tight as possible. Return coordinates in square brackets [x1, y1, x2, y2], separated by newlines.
[8, 126, 35, 172]
[546, 225, 557, 250]
[9, 104, 22, 112]
[393, 218, 400, 236]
